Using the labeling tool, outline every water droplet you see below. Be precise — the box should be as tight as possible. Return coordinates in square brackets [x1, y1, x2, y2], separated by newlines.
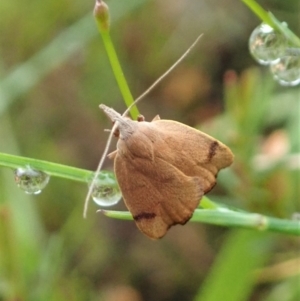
[270, 51, 300, 86]
[249, 23, 287, 65]
[14, 166, 50, 195]
[89, 173, 122, 207]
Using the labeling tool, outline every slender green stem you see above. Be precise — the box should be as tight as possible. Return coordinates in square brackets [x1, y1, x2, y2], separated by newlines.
[101, 208, 300, 236]
[191, 209, 300, 236]
[268, 13, 300, 48]
[242, 0, 300, 47]
[94, 1, 139, 118]
[242, 0, 272, 25]
[100, 31, 139, 118]
[0, 152, 115, 184]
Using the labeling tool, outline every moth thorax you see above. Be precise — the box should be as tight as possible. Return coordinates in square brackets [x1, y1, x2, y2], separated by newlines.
[117, 118, 136, 140]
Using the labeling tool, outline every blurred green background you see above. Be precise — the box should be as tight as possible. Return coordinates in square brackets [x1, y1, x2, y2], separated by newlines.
[0, 0, 299, 300]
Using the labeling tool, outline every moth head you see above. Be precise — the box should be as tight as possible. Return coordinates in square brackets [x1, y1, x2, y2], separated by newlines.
[100, 104, 135, 139]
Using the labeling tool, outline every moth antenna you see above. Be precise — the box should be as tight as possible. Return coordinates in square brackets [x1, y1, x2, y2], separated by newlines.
[123, 33, 203, 117]
[83, 33, 203, 218]
[83, 122, 118, 218]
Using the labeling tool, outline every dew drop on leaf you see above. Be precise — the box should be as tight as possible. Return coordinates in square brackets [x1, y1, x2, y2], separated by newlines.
[249, 23, 287, 65]
[92, 185, 122, 207]
[89, 174, 122, 207]
[270, 50, 300, 86]
[14, 166, 50, 195]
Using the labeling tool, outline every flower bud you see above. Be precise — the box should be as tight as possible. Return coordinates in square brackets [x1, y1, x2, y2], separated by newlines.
[94, 0, 110, 32]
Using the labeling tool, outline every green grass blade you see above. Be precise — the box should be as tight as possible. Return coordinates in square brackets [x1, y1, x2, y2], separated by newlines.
[101, 208, 300, 236]
[94, 0, 140, 118]
[0, 152, 116, 184]
[194, 229, 273, 301]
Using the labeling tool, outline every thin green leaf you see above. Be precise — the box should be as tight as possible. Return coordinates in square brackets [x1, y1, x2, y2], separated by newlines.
[0, 152, 115, 184]
[101, 208, 300, 236]
[194, 229, 273, 301]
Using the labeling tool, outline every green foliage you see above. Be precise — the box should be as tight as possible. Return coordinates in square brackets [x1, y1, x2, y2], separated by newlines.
[195, 230, 273, 301]
[0, 0, 299, 301]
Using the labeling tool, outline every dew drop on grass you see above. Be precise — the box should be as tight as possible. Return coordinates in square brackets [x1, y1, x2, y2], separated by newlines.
[92, 185, 121, 206]
[249, 23, 287, 65]
[89, 174, 122, 207]
[270, 50, 300, 86]
[14, 166, 50, 195]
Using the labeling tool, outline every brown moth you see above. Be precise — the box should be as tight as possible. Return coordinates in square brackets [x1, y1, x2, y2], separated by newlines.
[100, 104, 234, 239]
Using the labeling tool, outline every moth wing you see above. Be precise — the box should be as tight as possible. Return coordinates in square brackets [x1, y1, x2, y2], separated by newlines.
[151, 120, 234, 193]
[114, 154, 203, 239]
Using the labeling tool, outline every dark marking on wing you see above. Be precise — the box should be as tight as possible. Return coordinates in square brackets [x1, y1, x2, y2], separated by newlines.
[134, 212, 156, 221]
[207, 141, 219, 161]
